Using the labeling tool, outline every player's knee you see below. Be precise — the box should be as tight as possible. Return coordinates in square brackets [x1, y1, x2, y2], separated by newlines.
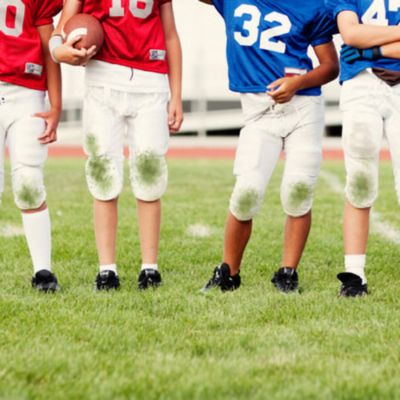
[13, 168, 46, 210]
[86, 154, 123, 201]
[345, 170, 377, 208]
[230, 185, 262, 221]
[281, 178, 314, 217]
[130, 151, 168, 201]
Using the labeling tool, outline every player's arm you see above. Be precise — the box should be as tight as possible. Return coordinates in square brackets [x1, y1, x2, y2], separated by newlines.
[160, 2, 183, 133]
[36, 24, 62, 144]
[267, 41, 339, 104]
[338, 11, 400, 49]
[198, 0, 213, 4]
[50, 0, 96, 66]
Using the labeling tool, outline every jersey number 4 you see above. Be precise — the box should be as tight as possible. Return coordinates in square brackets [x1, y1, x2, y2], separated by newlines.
[234, 5, 292, 54]
[362, 0, 400, 25]
[0, 0, 25, 37]
[110, 0, 154, 19]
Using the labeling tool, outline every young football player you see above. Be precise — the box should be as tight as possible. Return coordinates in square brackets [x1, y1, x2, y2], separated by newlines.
[199, 0, 339, 293]
[327, 0, 400, 297]
[51, 0, 183, 290]
[0, 0, 63, 291]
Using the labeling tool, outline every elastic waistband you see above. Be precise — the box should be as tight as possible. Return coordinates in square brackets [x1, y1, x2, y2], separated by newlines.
[0, 82, 45, 101]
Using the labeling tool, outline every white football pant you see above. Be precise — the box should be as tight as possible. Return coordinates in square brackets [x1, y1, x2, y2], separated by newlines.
[83, 85, 170, 202]
[0, 82, 47, 209]
[230, 93, 324, 221]
[341, 70, 400, 208]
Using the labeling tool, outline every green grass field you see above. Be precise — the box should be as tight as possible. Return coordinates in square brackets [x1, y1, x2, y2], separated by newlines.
[1, 158, 399, 400]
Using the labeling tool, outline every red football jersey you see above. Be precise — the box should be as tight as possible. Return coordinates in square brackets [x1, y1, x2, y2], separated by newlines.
[82, 0, 172, 74]
[0, 0, 62, 90]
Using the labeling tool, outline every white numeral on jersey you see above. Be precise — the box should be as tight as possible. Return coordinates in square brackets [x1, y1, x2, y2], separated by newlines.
[0, 0, 25, 37]
[362, 0, 388, 25]
[110, 0, 154, 19]
[234, 5, 291, 54]
[260, 12, 291, 54]
[234, 5, 261, 46]
[389, 0, 400, 12]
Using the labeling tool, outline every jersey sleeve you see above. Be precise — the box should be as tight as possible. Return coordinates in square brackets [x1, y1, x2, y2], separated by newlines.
[34, 0, 63, 27]
[326, 0, 358, 20]
[211, 0, 224, 16]
[308, 7, 336, 47]
[159, 0, 172, 5]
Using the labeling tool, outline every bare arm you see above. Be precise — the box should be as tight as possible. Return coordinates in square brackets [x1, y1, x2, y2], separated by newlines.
[267, 41, 339, 104]
[52, 0, 96, 65]
[380, 41, 400, 59]
[160, 2, 183, 133]
[37, 24, 62, 144]
[198, 0, 213, 4]
[338, 11, 400, 49]
[53, 0, 82, 36]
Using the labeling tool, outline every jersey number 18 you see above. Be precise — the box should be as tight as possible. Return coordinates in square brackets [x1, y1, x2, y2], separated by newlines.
[110, 0, 154, 19]
[0, 0, 25, 37]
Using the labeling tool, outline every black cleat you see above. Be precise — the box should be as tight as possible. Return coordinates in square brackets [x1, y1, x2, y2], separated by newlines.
[138, 269, 162, 290]
[32, 269, 60, 292]
[202, 263, 241, 292]
[337, 272, 368, 297]
[95, 270, 120, 291]
[271, 267, 299, 293]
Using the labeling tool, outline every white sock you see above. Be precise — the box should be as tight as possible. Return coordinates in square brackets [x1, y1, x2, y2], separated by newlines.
[22, 208, 51, 274]
[141, 263, 158, 271]
[100, 264, 118, 275]
[345, 254, 367, 284]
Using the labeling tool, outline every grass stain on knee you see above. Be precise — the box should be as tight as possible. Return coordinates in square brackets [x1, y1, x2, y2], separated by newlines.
[289, 182, 311, 209]
[87, 156, 113, 192]
[86, 133, 99, 157]
[136, 152, 163, 185]
[350, 172, 372, 204]
[235, 188, 259, 217]
[17, 184, 41, 209]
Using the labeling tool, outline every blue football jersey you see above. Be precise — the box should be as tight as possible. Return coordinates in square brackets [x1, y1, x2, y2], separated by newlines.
[327, 0, 400, 82]
[211, 0, 335, 95]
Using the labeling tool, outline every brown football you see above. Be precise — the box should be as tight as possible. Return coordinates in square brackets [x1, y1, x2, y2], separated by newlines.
[63, 13, 104, 51]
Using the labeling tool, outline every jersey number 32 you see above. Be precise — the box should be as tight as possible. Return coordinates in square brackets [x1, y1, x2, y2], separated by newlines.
[234, 5, 292, 54]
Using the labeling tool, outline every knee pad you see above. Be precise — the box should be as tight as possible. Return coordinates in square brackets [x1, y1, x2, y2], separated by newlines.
[86, 155, 123, 201]
[281, 178, 314, 217]
[130, 151, 168, 202]
[12, 167, 46, 210]
[345, 169, 378, 208]
[230, 185, 263, 221]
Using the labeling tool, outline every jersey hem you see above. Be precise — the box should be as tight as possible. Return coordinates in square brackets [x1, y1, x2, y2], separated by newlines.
[0, 76, 46, 91]
[94, 56, 169, 75]
[229, 84, 321, 96]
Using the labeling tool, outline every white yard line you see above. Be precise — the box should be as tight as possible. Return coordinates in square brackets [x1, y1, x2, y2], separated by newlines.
[0, 224, 24, 238]
[186, 223, 212, 238]
[320, 170, 400, 245]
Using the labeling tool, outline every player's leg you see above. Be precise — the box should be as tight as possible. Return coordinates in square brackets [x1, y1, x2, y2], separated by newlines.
[127, 92, 169, 290]
[7, 88, 59, 292]
[203, 94, 282, 291]
[384, 85, 400, 208]
[83, 86, 125, 290]
[271, 96, 324, 293]
[339, 73, 383, 297]
[0, 122, 5, 206]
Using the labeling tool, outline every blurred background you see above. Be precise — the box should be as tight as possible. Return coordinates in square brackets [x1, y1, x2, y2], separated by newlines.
[60, 0, 343, 137]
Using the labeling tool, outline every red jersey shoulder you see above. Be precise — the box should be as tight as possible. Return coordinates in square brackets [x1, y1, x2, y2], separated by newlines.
[34, 0, 63, 27]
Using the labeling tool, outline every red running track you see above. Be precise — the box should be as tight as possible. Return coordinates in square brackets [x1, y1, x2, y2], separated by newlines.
[45, 146, 392, 161]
